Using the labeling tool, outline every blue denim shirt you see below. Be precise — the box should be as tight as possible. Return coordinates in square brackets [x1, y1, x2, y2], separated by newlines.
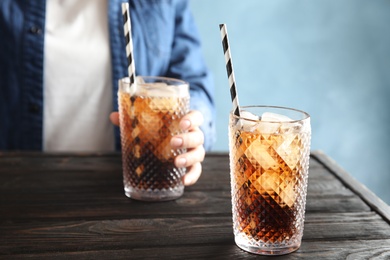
[0, 0, 215, 151]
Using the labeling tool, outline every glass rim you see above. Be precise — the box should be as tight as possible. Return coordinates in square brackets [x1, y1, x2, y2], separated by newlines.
[120, 76, 189, 87]
[231, 105, 310, 123]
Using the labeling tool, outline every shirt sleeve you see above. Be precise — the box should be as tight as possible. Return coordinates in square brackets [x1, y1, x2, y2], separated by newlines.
[165, 0, 216, 151]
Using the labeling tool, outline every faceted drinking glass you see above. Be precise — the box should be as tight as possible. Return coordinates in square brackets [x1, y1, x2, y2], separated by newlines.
[118, 76, 190, 201]
[228, 105, 311, 255]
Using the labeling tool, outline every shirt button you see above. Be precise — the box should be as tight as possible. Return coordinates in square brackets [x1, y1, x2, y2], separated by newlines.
[29, 26, 42, 35]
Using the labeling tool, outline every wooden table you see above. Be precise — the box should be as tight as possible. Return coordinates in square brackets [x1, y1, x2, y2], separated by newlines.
[1, 151, 389, 259]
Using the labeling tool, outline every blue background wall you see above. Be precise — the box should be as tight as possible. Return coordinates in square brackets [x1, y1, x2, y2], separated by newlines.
[190, 0, 390, 204]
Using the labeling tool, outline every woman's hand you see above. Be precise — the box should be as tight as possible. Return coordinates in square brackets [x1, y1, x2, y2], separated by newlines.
[109, 110, 205, 186]
[170, 110, 205, 186]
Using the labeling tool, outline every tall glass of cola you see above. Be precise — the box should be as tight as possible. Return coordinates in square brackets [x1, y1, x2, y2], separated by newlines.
[118, 76, 190, 201]
[228, 105, 311, 255]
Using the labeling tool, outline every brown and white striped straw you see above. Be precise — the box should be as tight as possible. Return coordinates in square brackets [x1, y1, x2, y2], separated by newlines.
[219, 24, 240, 118]
[122, 3, 136, 84]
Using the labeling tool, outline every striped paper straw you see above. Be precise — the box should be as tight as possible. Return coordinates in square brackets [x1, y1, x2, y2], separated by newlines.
[122, 3, 136, 84]
[219, 24, 240, 117]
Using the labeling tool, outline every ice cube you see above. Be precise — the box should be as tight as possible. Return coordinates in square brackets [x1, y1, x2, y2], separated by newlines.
[239, 110, 259, 132]
[135, 82, 164, 97]
[257, 112, 293, 134]
[147, 83, 174, 98]
[276, 132, 301, 168]
[135, 76, 145, 84]
[136, 82, 185, 112]
[135, 82, 185, 98]
[253, 169, 297, 207]
[138, 112, 163, 142]
[150, 96, 180, 112]
[261, 112, 292, 122]
[156, 136, 174, 161]
[245, 138, 277, 170]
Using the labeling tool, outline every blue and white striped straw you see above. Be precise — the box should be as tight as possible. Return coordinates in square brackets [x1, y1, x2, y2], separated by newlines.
[219, 24, 240, 118]
[122, 3, 136, 84]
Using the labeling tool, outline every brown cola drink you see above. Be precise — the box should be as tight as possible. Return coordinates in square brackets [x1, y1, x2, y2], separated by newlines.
[118, 76, 189, 201]
[228, 106, 311, 255]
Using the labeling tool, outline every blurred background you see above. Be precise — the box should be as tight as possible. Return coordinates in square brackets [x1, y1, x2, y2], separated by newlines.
[190, 0, 390, 204]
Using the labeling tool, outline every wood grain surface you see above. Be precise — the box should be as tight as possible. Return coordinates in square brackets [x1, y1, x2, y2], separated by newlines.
[0, 152, 389, 259]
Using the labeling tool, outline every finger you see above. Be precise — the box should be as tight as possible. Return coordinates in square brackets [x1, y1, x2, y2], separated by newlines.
[182, 162, 202, 186]
[180, 110, 204, 130]
[170, 127, 204, 149]
[110, 112, 120, 126]
[174, 145, 205, 168]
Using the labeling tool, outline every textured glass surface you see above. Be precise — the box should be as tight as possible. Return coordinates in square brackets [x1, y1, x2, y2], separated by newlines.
[229, 108, 311, 255]
[119, 87, 189, 201]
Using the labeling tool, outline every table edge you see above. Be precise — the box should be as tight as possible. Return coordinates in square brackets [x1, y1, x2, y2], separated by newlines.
[311, 150, 390, 224]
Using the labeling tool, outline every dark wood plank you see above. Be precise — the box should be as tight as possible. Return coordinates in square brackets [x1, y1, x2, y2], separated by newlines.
[0, 191, 371, 221]
[0, 151, 374, 238]
[312, 150, 390, 224]
[1, 213, 390, 258]
[0, 191, 231, 221]
[0, 157, 371, 221]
